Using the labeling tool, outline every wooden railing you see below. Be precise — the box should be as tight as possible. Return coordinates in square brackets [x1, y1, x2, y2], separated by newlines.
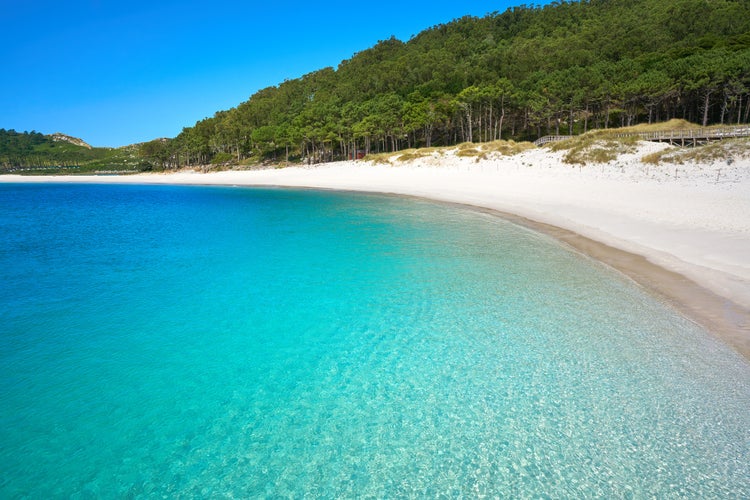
[533, 135, 572, 146]
[534, 125, 750, 146]
[617, 126, 750, 143]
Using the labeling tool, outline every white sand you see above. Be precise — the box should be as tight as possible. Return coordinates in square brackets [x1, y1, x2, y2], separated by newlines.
[4, 142, 750, 316]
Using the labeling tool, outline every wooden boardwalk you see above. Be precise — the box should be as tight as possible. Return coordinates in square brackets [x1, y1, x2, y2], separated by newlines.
[534, 125, 750, 147]
[533, 135, 572, 146]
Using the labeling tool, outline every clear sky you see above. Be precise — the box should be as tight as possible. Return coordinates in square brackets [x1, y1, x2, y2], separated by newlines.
[2, 0, 536, 147]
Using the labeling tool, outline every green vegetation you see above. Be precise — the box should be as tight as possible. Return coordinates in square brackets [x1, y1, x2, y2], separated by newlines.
[394, 147, 443, 163]
[3, 0, 750, 173]
[455, 142, 483, 159]
[364, 139, 534, 165]
[642, 137, 750, 165]
[0, 129, 142, 174]
[548, 119, 750, 165]
[363, 152, 394, 164]
[548, 130, 641, 165]
[162, 0, 750, 168]
[481, 139, 536, 156]
[614, 119, 706, 134]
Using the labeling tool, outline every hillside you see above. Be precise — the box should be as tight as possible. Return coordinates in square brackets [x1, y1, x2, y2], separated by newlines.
[3, 0, 750, 174]
[50, 133, 92, 149]
[148, 0, 749, 169]
[0, 129, 141, 174]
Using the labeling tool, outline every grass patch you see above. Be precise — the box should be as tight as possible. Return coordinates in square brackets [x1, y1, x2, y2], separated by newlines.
[395, 151, 426, 162]
[455, 140, 535, 158]
[364, 147, 445, 164]
[363, 152, 393, 164]
[548, 131, 640, 165]
[360, 141, 534, 164]
[642, 138, 750, 165]
[641, 151, 665, 165]
[393, 147, 443, 162]
[481, 139, 536, 155]
[615, 118, 699, 133]
[545, 119, 750, 165]
[455, 147, 484, 158]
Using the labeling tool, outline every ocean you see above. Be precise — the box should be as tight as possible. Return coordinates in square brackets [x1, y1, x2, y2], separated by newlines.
[1, 183, 749, 497]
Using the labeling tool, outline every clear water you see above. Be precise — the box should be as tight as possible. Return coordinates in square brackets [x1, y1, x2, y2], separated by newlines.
[1, 183, 748, 498]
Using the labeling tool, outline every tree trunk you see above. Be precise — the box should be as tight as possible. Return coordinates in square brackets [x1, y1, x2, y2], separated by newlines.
[584, 102, 589, 133]
[477, 103, 483, 142]
[488, 103, 494, 141]
[605, 104, 610, 129]
[498, 108, 505, 141]
[568, 102, 574, 135]
[737, 94, 742, 125]
[702, 90, 712, 127]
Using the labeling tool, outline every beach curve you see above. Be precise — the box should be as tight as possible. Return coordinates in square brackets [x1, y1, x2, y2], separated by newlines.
[3, 142, 749, 359]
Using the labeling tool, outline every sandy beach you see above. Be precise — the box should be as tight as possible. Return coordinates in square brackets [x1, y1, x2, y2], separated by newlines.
[3, 142, 749, 358]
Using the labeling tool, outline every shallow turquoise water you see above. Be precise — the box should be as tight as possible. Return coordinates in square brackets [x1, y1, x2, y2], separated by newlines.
[1, 183, 749, 497]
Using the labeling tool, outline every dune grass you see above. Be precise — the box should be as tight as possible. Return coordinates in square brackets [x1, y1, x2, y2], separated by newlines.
[543, 121, 708, 165]
[547, 119, 750, 165]
[482, 139, 537, 155]
[394, 147, 443, 162]
[548, 132, 640, 165]
[363, 140, 535, 164]
[615, 119, 699, 133]
[455, 145, 485, 159]
[642, 137, 750, 165]
[363, 152, 395, 164]
[455, 140, 535, 157]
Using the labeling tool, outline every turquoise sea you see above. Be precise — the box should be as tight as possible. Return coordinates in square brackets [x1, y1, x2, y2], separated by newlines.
[1, 183, 749, 497]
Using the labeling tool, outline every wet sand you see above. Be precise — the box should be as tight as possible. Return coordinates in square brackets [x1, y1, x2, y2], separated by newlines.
[498, 209, 750, 360]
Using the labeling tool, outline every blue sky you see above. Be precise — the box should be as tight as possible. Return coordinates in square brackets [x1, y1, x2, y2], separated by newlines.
[2, 0, 535, 147]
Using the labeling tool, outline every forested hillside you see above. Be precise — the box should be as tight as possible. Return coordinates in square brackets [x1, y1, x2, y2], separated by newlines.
[0, 129, 140, 173]
[135, 0, 749, 169]
[4, 0, 750, 172]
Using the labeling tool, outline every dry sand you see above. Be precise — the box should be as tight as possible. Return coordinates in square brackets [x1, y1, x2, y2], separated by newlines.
[3, 141, 749, 357]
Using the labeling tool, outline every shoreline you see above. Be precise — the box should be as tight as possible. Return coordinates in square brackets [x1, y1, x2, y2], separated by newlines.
[493, 208, 750, 361]
[2, 144, 749, 359]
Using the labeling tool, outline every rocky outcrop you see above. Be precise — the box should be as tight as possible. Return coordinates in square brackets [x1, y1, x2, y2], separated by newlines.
[50, 133, 92, 149]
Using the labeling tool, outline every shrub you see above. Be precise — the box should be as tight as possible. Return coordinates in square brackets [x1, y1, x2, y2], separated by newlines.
[210, 152, 235, 165]
[548, 132, 639, 165]
[482, 140, 536, 155]
[640, 138, 750, 165]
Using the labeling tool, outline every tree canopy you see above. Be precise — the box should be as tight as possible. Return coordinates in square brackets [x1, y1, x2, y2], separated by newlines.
[163, 0, 750, 168]
[5, 0, 750, 171]
[0, 129, 141, 173]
